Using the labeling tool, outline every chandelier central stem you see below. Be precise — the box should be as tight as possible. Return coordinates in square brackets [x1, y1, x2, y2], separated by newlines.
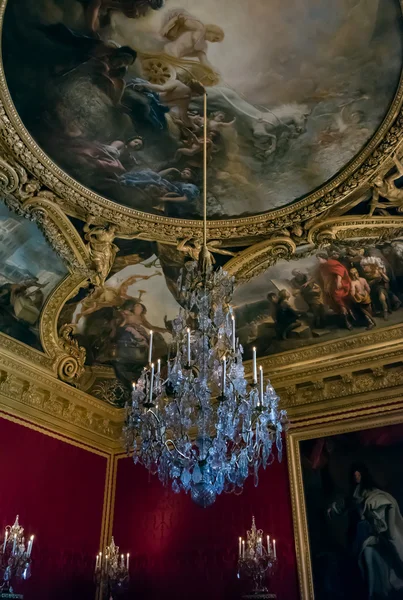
[203, 92, 208, 251]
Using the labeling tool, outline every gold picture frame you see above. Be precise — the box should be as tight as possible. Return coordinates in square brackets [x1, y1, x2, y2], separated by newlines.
[287, 398, 403, 599]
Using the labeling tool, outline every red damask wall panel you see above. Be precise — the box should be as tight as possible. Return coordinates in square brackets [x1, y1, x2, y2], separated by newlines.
[0, 414, 107, 600]
[113, 455, 299, 600]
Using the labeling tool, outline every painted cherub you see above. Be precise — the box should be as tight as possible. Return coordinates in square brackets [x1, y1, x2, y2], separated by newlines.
[141, 79, 205, 127]
[208, 111, 236, 135]
[160, 9, 224, 68]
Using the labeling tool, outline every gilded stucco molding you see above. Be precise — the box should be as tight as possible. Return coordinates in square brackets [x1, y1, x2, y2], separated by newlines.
[307, 215, 403, 246]
[253, 323, 403, 375]
[0, 348, 124, 451]
[40, 272, 90, 381]
[279, 363, 403, 420]
[0, 333, 54, 371]
[0, 156, 107, 381]
[225, 237, 297, 282]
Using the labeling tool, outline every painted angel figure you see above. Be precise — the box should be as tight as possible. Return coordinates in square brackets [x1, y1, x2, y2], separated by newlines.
[160, 9, 224, 68]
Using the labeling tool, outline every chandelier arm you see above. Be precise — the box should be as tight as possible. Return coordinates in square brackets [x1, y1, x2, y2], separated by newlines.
[147, 409, 160, 422]
[164, 439, 191, 461]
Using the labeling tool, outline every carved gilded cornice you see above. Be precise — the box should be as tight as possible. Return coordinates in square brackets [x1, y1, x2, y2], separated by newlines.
[0, 344, 124, 452]
[307, 215, 403, 246]
[2, 325, 403, 456]
[225, 237, 297, 280]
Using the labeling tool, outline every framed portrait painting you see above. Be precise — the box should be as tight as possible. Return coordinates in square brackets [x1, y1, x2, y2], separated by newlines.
[288, 406, 403, 600]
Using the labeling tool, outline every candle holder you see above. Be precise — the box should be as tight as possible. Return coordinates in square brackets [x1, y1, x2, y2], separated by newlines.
[0, 516, 34, 598]
[238, 517, 277, 599]
[95, 537, 129, 599]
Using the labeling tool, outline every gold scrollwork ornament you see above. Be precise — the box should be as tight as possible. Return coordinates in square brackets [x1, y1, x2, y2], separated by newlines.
[56, 324, 86, 382]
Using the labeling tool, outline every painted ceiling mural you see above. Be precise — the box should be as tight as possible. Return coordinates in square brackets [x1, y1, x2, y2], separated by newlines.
[58, 239, 181, 388]
[0, 201, 67, 350]
[54, 232, 403, 402]
[2, 0, 403, 220]
[233, 241, 403, 359]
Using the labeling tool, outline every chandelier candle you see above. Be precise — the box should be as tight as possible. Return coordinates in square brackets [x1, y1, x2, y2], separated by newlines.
[149, 363, 154, 403]
[124, 92, 288, 508]
[221, 356, 226, 394]
[259, 365, 264, 405]
[148, 330, 153, 364]
[252, 347, 257, 384]
[186, 327, 191, 364]
[231, 314, 236, 352]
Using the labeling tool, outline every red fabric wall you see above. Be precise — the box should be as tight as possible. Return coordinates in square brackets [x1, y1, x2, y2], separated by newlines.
[113, 454, 299, 600]
[0, 415, 107, 600]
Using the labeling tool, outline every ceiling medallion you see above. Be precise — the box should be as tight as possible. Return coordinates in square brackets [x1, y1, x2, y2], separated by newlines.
[124, 95, 287, 507]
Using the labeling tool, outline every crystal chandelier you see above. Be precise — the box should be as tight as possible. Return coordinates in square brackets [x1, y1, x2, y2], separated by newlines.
[124, 94, 287, 508]
[0, 515, 34, 594]
[95, 537, 129, 598]
[237, 516, 278, 595]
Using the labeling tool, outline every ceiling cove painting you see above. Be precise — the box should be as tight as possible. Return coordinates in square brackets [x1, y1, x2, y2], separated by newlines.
[2, 0, 402, 220]
[56, 234, 403, 395]
[233, 240, 403, 360]
[0, 201, 67, 350]
[58, 240, 181, 386]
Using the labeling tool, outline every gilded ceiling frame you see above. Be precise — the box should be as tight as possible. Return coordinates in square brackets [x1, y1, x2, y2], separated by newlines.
[1, 168, 403, 391]
[0, 0, 401, 243]
[287, 399, 403, 600]
[0, 161, 98, 382]
[22, 217, 403, 392]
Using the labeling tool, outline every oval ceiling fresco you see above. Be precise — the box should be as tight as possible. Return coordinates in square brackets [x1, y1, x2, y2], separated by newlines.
[2, 0, 402, 221]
